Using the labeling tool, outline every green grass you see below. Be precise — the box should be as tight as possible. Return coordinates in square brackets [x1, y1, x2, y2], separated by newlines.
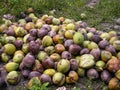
[0, 0, 120, 30]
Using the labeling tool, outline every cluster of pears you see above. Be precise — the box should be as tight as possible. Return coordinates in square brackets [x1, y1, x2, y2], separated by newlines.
[0, 13, 120, 90]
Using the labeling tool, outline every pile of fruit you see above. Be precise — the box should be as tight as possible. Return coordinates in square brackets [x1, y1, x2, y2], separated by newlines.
[0, 13, 120, 90]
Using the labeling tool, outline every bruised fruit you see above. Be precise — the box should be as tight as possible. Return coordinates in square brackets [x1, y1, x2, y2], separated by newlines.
[70, 59, 78, 70]
[106, 58, 120, 73]
[42, 57, 54, 69]
[66, 71, 78, 83]
[1, 53, 10, 63]
[29, 71, 41, 79]
[40, 74, 52, 84]
[90, 48, 101, 61]
[42, 35, 53, 47]
[53, 35, 64, 44]
[79, 54, 95, 69]
[37, 51, 48, 62]
[57, 59, 70, 73]
[22, 53, 35, 68]
[69, 44, 81, 55]
[5, 62, 19, 72]
[105, 45, 116, 56]
[50, 53, 61, 62]
[64, 39, 73, 49]
[80, 48, 90, 55]
[52, 72, 65, 86]
[29, 41, 40, 54]
[101, 70, 112, 83]
[108, 77, 120, 90]
[61, 51, 72, 59]
[44, 46, 55, 55]
[73, 32, 84, 45]
[21, 70, 30, 78]
[98, 39, 109, 49]
[6, 71, 21, 85]
[101, 50, 112, 62]
[87, 68, 99, 80]
[55, 44, 65, 54]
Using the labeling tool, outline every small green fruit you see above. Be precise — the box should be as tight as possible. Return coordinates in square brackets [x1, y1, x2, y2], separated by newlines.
[4, 44, 16, 55]
[57, 59, 70, 73]
[73, 32, 84, 45]
[43, 69, 56, 77]
[5, 62, 19, 72]
[6, 71, 21, 85]
[13, 53, 24, 63]
[42, 35, 53, 47]
[52, 72, 65, 86]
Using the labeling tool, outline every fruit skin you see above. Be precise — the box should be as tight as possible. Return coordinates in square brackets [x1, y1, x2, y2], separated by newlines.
[113, 40, 120, 50]
[66, 71, 78, 84]
[117, 52, 120, 60]
[90, 48, 101, 61]
[5, 62, 19, 72]
[13, 53, 24, 63]
[105, 45, 116, 56]
[28, 71, 41, 79]
[61, 51, 72, 60]
[37, 51, 48, 62]
[43, 69, 56, 77]
[108, 77, 120, 90]
[100, 70, 112, 83]
[98, 39, 109, 49]
[50, 53, 61, 62]
[79, 54, 95, 69]
[22, 53, 35, 68]
[77, 67, 85, 77]
[6, 71, 21, 85]
[1, 53, 10, 63]
[53, 35, 64, 44]
[70, 59, 78, 71]
[57, 59, 70, 73]
[115, 69, 120, 80]
[95, 60, 105, 71]
[52, 72, 65, 86]
[42, 57, 54, 69]
[39, 74, 52, 84]
[101, 50, 112, 62]
[55, 44, 65, 54]
[64, 30, 75, 39]
[87, 68, 99, 80]
[4, 43, 16, 55]
[87, 41, 98, 50]
[69, 44, 81, 55]
[44, 46, 55, 55]
[42, 35, 53, 47]
[106, 58, 120, 73]
[73, 32, 84, 45]
[66, 23, 75, 30]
